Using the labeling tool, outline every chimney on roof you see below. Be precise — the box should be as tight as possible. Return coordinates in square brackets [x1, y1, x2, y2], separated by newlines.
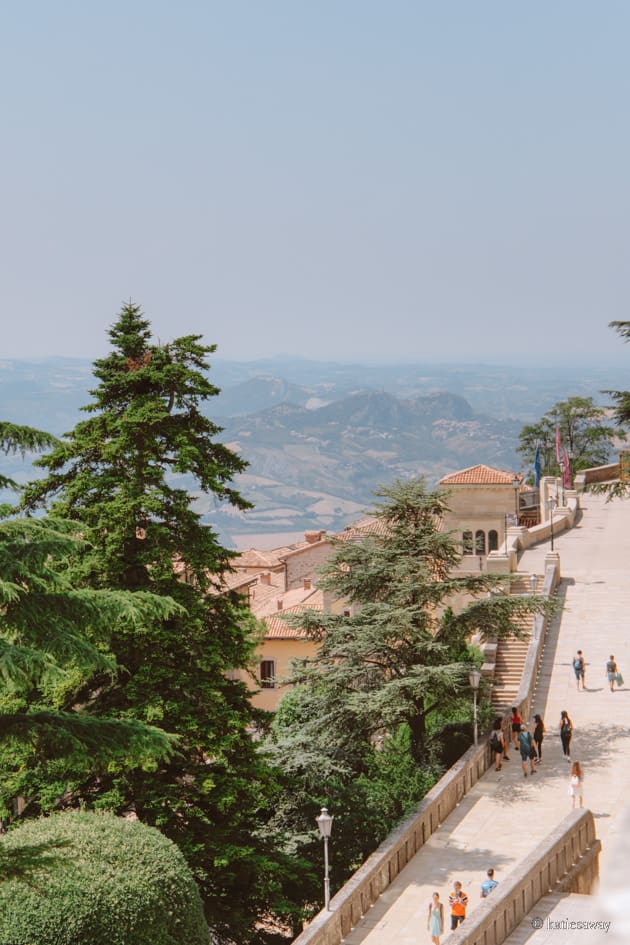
[277, 599, 283, 610]
[304, 530, 326, 544]
[303, 578, 312, 590]
[260, 572, 271, 585]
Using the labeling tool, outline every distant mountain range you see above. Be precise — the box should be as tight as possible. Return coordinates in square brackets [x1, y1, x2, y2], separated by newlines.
[1, 356, 625, 549]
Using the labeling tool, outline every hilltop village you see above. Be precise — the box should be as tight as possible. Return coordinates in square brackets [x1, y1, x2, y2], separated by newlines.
[224, 464, 564, 712]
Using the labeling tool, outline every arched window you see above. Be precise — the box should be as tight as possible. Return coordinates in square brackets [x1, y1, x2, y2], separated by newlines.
[488, 529, 499, 552]
[475, 530, 486, 554]
[462, 530, 473, 554]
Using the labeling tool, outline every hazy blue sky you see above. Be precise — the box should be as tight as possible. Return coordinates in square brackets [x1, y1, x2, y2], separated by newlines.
[2, 2, 629, 364]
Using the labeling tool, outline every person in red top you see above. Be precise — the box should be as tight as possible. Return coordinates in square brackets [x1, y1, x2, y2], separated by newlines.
[510, 706, 522, 749]
[448, 881, 468, 930]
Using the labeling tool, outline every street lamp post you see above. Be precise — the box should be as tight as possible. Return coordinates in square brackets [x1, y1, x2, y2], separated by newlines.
[469, 667, 481, 746]
[512, 475, 520, 526]
[547, 496, 557, 551]
[316, 807, 334, 911]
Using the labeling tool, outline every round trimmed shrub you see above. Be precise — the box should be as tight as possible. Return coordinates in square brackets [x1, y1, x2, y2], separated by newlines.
[0, 811, 211, 945]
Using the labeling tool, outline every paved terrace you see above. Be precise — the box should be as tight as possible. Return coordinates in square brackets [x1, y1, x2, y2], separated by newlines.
[343, 492, 630, 944]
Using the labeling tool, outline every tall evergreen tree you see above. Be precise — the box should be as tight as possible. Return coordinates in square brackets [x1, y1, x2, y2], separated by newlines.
[277, 478, 549, 763]
[0, 425, 179, 828]
[21, 305, 305, 943]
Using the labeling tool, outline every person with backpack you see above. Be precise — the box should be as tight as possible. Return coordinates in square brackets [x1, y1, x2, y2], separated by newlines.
[573, 650, 585, 691]
[517, 723, 536, 777]
[533, 713, 545, 763]
[490, 719, 507, 771]
[559, 710, 573, 760]
[606, 655, 619, 692]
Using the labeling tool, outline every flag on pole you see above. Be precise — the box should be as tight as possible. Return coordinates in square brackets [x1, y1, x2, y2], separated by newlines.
[534, 446, 542, 487]
[555, 426, 561, 462]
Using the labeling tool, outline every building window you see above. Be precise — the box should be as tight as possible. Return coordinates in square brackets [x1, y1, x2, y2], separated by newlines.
[462, 531, 473, 554]
[475, 530, 486, 554]
[260, 660, 276, 689]
[488, 529, 499, 552]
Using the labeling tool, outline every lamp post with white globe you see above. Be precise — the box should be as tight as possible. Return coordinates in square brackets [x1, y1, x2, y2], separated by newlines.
[316, 807, 334, 911]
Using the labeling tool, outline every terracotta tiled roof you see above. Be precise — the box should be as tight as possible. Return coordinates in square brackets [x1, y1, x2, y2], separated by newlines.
[231, 548, 285, 569]
[215, 570, 258, 592]
[252, 585, 320, 620]
[337, 515, 388, 540]
[439, 465, 522, 486]
[258, 589, 324, 639]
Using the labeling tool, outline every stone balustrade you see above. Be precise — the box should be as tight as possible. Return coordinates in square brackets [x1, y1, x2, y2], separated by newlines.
[292, 738, 492, 945]
[448, 810, 600, 945]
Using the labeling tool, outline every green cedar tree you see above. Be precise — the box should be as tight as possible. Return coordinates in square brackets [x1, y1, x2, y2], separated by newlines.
[21, 304, 307, 943]
[0, 426, 179, 827]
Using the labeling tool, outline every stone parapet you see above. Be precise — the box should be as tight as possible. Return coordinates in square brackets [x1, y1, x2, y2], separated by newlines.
[291, 739, 492, 945]
[447, 810, 600, 945]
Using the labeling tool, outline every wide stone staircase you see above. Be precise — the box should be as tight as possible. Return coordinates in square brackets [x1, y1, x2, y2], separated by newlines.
[490, 575, 543, 707]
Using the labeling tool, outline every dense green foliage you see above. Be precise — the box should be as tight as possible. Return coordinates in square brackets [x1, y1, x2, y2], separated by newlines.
[264, 479, 549, 908]
[517, 396, 618, 481]
[0, 421, 58, 514]
[0, 811, 211, 944]
[20, 305, 308, 943]
[0, 431, 179, 823]
[588, 321, 630, 499]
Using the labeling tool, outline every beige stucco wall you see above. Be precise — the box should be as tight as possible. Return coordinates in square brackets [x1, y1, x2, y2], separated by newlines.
[247, 637, 320, 711]
[442, 483, 521, 550]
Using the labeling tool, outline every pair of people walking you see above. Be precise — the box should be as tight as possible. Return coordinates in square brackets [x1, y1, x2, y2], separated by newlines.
[574, 650, 623, 692]
[427, 873, 496, 943]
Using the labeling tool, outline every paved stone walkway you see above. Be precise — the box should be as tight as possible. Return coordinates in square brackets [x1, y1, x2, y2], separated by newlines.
[343, 494, 630, 945]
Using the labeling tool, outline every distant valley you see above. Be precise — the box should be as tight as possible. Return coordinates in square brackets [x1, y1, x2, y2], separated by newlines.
[1, 356, 625, 549]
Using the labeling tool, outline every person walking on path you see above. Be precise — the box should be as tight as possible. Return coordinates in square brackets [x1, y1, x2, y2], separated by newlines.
[533, 713, 545, 763]
[427, 891, 444, 944]
[480, 869, 498, 898]
[490, 718, 508, 770]
[606, 655, 619, 692]
[518, 723, 536, 777]
[569, 762, 584, 809]
[573, 650, 585, 690]
[559, 710, 573, 760]
[510, 706, 522, 750]
[448, 881, 468, 930]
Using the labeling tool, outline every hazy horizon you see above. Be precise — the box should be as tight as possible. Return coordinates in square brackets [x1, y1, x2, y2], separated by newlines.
[2, 3, 629, 365]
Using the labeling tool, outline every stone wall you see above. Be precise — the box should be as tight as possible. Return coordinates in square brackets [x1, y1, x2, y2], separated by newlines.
[284, 539, 335, 590]
[291, 742, 492, 945]
[448, 810, 600, 945]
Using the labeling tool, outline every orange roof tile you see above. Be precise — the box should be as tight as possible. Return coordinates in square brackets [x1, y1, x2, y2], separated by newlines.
[439, 465, 522, 486]
[260, 590, 324, 639]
